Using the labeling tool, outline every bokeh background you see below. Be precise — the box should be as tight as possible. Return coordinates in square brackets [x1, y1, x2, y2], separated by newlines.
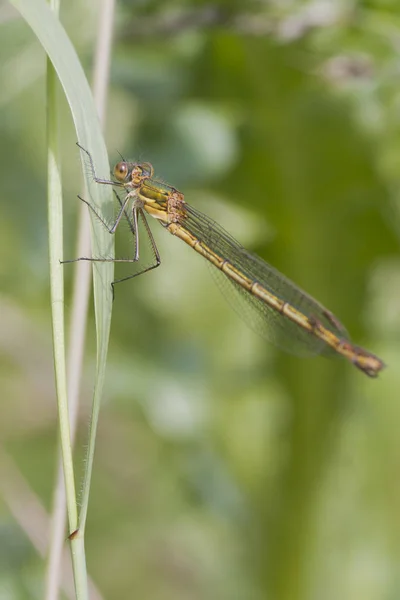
[1, 1, 400, 599]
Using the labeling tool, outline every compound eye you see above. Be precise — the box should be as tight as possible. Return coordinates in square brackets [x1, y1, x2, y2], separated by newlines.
[113, 162, 129, 181]
[140, 162, 154, 178]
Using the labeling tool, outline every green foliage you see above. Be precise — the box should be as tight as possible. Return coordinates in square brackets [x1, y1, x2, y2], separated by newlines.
[0, 1, 399, 599]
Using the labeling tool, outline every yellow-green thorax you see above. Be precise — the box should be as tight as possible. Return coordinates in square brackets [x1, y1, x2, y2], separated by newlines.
[112, 160, 185, 223]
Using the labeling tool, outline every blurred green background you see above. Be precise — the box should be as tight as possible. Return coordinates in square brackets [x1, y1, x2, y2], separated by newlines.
[1, 1, 400, 599]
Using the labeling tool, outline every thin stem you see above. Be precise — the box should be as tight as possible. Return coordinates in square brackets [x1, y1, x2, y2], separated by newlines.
[46, 28, 87, 600]
[77, 0, 116, 537]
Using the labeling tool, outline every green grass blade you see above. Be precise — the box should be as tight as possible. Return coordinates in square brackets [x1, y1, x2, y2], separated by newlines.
[9, 0, 114, 595]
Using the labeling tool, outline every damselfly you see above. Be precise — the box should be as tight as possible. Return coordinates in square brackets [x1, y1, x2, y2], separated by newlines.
[71, 144, 385, 378]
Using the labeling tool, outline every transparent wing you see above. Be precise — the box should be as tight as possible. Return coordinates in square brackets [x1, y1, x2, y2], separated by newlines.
[180, 203, 349, 357]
